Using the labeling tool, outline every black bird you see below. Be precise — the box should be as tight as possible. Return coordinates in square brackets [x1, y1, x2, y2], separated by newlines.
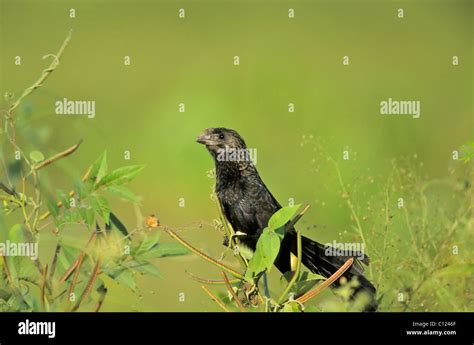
[197, 127, 377, 311]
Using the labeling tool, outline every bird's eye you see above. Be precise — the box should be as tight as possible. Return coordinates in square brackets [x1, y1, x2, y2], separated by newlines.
[218, 134, 225, 139]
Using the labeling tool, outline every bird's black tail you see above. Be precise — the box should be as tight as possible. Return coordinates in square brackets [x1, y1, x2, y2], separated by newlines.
[275, 233, 377, 311]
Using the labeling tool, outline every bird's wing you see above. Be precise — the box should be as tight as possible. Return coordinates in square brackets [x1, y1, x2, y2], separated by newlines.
[239, 178, 282, 232]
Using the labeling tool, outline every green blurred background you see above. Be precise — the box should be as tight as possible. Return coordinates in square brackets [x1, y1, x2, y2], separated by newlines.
[0, 0, 472, 311]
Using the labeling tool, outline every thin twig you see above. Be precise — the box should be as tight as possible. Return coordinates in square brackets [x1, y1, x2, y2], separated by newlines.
[1, 255, 30, 307]
[72, 259, 101, 312]
[6, 30, 72, 153]
[40, 264, 48, 309]
[94, 287, 108, 312]
[0, 182, 17, 196]
[215, 196, 248, 268]
[34, 140, 83, 171]
[222, 272, 245, 311]
[330, 158, 373, 278]
[278, 228, 302, 304]
[69, 252, 86, 297]
[49, 243, 61, 280]
[297, 258, 354, 304]
[185, 270, 239, 285]
[62, 231, 96, 288]
[1, 255, 13, 285]
[8, 30, 72, 115]
[202, 285, 230, 312]
[59, 258, 79, 283]
[163, 226, 246, 280]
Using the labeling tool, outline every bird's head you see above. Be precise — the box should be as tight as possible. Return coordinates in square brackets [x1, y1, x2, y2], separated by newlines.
[196, 128, 247, 156]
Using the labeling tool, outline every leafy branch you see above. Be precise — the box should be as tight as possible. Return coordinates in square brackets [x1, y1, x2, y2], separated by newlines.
[0, 30, 188, 312]
[164, 202, 354, 312]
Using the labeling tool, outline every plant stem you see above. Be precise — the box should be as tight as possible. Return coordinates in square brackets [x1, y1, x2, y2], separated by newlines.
[185, 270, 239, 285]
[330, 158, 372, 278]
[163, 226, 246, 281]
[297, 258, 354, 304]
[8, 30, 72, 115]
[40, 264, 48, 310]
[33, 140, 83, 172]
[72, 260, 101, 312]
[202, 286, 230, 312]
[278, 228, 302, 304]
[215, 195, 248, 268]
[222, 272, 245, 311]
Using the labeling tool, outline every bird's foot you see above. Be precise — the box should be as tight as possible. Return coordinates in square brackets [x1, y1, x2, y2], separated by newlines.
[223, 231, 247, 248]
[243, 281, 261, 306]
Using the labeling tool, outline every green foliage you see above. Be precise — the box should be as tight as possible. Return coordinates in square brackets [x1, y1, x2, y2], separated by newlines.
[299, 137, 474, 312]
[0, 143, 191, 311]
[0, 34, 188, 312]
[368, 160, 474, 312]
[90, 151, 108, 184]
[29, 150, 45, 163]
[459, 141, 474, 163]
[98, 165, 146, 187]
[268, 204, 301, 233]
[245, 228, 280, 280]
[140, 242, 189, 259]
[245, 205, 301, 279]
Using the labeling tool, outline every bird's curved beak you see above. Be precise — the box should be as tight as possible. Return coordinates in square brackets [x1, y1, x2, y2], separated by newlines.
[196, 129, 215, 145]
[196, 134, 211, 145]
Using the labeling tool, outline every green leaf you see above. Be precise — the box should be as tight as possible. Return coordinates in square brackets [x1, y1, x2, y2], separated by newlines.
[90, 195, 110, 224]
[135, 231, 161, 255]
[109, 212, 128, 236]
[89, 151, 108, 185]
[29, 150, 44, 163]
[140, 242, 189, 259]
[304, 305, 321, 312]
[269, 204, 301, 229]
[245, 227, 281, 279]
[46, 199, 60, 218]
[99, 165, 145, 187]
[125, 260, 162, 278]
[74, 180, 92, 199]
[281, 301, 303, 312]
[105, 185, 139, 203]
[78, 207, 95, 227]
[6, 225, 38, 282]
[8, 224, 25, 243]
[106, 267, 137, 292]
[56, 190, 70, 209]
[281, 271, 325, 295]
[268, 204, 301, 238]
[0, 288, 12, 301]
[63, 209, 81, 224]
